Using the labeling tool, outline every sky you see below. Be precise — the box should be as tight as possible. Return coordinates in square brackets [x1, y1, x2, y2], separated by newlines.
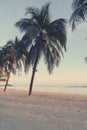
[0, 0, 87, 89]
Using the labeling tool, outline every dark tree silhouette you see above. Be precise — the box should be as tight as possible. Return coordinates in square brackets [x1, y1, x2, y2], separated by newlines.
[16, 3, 67, 95]
[1, 37, 25, 91]
[70, 0, 87, 31]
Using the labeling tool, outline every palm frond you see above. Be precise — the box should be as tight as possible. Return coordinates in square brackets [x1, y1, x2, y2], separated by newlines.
[49, 44, 61, 65]
[47, 19, 67, 51]
[43, 44, 55, 73]
[15, 18, 34, 32]
[4, 41, 14, 49]
[72, 0, 86, 10]
[40, 2, 51, 27]
[26, 3, 51, 29]
[26, 7, 40, 18]
[42, 43, 60, 73]
[70, 0, 87, 31]
[16, 19, 39, 39]
[49, 37, 64, 56]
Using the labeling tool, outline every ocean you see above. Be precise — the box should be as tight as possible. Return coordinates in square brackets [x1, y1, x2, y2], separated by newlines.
[10, 84, 87, 95]
[1, 81, 87, 95]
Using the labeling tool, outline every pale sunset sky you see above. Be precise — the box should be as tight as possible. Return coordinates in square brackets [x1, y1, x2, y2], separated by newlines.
[0, 0, 87, 88]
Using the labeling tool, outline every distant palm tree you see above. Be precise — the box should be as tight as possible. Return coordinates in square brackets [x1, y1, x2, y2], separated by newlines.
[0, 48, 7, 79]
[70, 0, 87, 31]
[3, 37, 25, 91]
[15, 3, 67, 95]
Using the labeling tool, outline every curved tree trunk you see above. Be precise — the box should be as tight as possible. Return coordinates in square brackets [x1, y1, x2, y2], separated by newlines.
[3, 73, 10, 91]
[4, 56, 16, 91]
[29, 56, 38, 95]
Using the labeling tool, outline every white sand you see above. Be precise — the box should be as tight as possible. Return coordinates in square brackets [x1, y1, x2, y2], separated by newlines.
[0, 88, 87, 130]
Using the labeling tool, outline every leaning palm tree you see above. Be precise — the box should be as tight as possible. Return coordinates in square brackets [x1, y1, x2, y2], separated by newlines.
[15, 3, 67, 95]
[70, 0, 87, 31]
[3, 37, 25, 91]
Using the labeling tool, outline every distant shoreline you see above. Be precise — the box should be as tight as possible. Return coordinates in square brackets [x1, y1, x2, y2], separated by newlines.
[1, 84, 87, 95]
[0, 84, 13, 87]
[68, 85, 87, 88]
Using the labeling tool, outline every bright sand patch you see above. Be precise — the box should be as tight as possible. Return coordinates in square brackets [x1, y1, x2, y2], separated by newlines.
[0, 88, 87, 130]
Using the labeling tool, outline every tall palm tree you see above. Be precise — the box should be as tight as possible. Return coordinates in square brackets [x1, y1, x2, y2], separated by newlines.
[15, 3, 67, 95]
[3, 37, 25, 91]
[70, 0, 87, 31]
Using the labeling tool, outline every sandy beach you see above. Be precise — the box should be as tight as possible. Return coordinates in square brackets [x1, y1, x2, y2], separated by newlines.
[0, 88, 87, 130]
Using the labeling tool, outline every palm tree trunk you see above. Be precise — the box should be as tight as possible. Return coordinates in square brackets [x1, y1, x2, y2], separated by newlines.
[4, 56, 15, 91]
[3, 73, 10, 91]
[29, 56, 38, 95]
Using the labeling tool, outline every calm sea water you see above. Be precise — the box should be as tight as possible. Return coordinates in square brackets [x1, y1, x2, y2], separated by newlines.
[12, 84, 87, 95]
[1, 81, 87, 95]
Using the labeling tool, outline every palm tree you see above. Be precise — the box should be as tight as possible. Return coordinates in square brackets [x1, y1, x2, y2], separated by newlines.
[0, 48, 7, 79]
[70, 0, 87, 31]
[70, 0, 87, 64]
[15, 3, 67, 95]
[3, 37, 25, 91]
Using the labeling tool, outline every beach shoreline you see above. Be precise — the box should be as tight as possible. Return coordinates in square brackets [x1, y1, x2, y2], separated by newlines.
[0, 88, 87, 130]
